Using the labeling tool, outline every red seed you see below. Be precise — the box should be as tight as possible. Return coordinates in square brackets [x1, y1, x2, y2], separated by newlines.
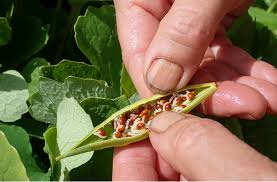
[144, 104, 153, 110]
[136, 122, 145, 130]
[124, 111, 131, 118]
[118, 125, 125, 133]
[133, 109, 140, 115]
[140, 108, 149, 117]
[98, 128, 106, 136]
[188, 91, 195, 100]
[138, 106, 145, 112]
[155, 104, 163, 110]
[148, 115, 155, 121]
[119, 116, 126, 125]
[180, 96, 187, 101]
[164, 103, 171, 111]
[141, 114, 149, 122]
[114, 131, 122, 138]
[175, 97, 182, 106]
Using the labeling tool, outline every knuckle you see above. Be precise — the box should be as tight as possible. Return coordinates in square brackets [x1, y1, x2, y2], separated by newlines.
[171, 119, 222, 154]
[162, 7, 212, 49]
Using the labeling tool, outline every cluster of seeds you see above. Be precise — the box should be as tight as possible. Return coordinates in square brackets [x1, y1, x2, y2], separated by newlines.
[95, 90, 196, 139]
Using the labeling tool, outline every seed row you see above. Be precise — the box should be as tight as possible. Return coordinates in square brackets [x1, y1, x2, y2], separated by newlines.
[95, 90, 196, 139]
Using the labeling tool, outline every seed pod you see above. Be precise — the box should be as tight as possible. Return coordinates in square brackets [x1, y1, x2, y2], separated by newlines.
[56, 82, 217, 161]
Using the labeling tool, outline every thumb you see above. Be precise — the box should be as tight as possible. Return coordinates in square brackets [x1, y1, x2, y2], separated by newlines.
[149, 112, 277, 180]
[144, 0, 235, 93]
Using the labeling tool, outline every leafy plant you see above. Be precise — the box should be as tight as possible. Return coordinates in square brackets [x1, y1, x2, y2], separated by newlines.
[0, 0, 277, 180]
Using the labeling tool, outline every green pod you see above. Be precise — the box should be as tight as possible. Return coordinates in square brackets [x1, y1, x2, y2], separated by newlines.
[56, 82, 217, 161]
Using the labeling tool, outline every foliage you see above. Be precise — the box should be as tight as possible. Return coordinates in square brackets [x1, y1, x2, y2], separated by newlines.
[0, 0, 276, 180]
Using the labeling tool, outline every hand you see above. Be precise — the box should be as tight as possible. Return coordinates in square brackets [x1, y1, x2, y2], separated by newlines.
[113, 0, 277, 180]
[149, 112, 277, 180]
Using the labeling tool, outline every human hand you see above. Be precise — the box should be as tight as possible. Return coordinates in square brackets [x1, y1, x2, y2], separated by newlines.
[147, 112, 277, 180]
[113, 0, 277, 180]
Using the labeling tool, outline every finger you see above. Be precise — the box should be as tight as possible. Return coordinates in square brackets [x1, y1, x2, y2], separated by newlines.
[156, 155, 180, 180]
[190, 67, 267, 119]
[144, 0, 236, 93]
[235, 76, 277, 114]
[113, 140, 158, 180]
[114, 0, 171, 97]
[211, 36, 277, 86]
[149, 112, 277, 180]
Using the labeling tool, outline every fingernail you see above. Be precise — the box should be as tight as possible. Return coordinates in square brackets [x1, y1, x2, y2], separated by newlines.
[149, 112, 185, 133]
[146, 59, 183, 92]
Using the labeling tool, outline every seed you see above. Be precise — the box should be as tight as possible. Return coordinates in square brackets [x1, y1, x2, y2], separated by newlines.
[180, 96, 187, 101]
[155, 104, 163, 110]
[114, 131, 122, 138]
[124, 111, 131, 118]
[141, 114, 149, 122]
[175, 97, 182, 106]
[138, 106, 145, 112]
[133, 109, 140, 115]
[136, 122, 145, 130]
[188, 91, 195, 100]
[148, 115, 155, 121]
[119, 116, 126, 125]
[98, 128, 106, 137]
[164, 103, 171, 111]
[141, 108, 149, 116]
[118, 125, 125, 133]
[144, 104, 153, 110]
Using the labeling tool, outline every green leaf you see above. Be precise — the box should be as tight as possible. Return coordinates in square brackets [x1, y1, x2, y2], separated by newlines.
[0, 131, 29, 181]
[0, 16, 48, 70]
[22, 57, 50, 97]
[41, 60, 101, 83]
[29, 76, 114, 124]
[57, 98, 94, 171]
[0, 124, 49, 181]
[80, 95, 130, 126]
[0, 70, 29, 122]
[22, 57, 49, 82]
[0, 17, 11, 46]
[43, 127, 69, 181]
[248, 7, 277, 36]
[75, 6, 122, 95]
[120, 65, 137, 98]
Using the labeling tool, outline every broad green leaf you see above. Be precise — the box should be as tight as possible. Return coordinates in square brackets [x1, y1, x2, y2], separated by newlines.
[22, 57, 49, 82]
[0, 0, 13, 17]
[120, 65, 137, 98]
[75, 6, 122, 95]
[41, 60, 101, 83]
[0, 16, 48, 71]
[0, 124, 49, 181]
[0, 17, 11, 46]
[57, 98, 94, 171]
[0, 131, 29, 181]
[44, 127, 69, 181]
[249, 7, 277, 36]
[80, 95, 130, 126]
[22, 57, 50, 96]
[0, 70, 29, 122]
[29, 76, 114, 124]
